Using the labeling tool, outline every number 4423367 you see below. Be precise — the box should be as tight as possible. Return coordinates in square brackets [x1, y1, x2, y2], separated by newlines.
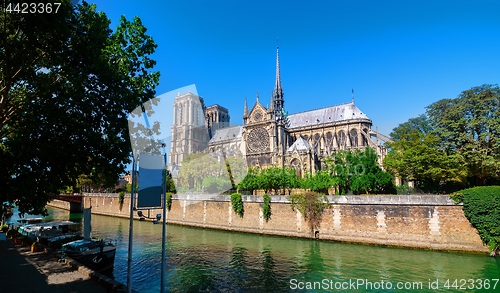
[4, 3, 62, 13]
[443, 279, 499, 290]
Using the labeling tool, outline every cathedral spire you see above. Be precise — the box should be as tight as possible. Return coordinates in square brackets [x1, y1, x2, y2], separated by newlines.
[274, 46, 283, 101]
[272, 45, 284, 117]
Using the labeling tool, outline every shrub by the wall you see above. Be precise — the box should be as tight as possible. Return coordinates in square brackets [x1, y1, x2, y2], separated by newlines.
[165, 193, 173, 211]
[450, 186, 500, 255]
[263, 194, 271, 221]
[118, 191, 125, 210]
[288, 191, 329, 232]
[231, 193, 244, 217]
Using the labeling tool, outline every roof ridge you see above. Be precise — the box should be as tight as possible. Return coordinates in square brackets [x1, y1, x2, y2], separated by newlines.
[288, 101, 354, 116]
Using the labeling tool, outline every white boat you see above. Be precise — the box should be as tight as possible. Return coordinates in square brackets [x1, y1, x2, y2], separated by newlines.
[62, 239, 116, 271]
[19, 221, 80, 247]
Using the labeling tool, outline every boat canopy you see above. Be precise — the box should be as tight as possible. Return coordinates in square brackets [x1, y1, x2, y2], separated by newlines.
[17, 218, 44, 224]
[19, 221, 78, 235]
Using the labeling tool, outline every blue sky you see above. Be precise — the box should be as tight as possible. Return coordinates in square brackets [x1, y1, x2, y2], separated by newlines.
[86, 0, 500, 168]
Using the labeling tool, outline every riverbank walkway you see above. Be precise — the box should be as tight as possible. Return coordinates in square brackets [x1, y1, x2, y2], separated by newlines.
[0, 238, 108, 293]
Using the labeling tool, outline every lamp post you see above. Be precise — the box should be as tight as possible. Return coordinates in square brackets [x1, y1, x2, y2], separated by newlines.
[127, 158, 136, 293]
[407, 176, 410, 195]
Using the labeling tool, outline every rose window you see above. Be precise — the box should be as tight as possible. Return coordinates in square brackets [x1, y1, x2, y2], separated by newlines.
[246, 127, 270, 153]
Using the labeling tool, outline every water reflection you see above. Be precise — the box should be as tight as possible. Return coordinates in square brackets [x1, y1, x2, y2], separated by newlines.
[18, 207, 500, 292]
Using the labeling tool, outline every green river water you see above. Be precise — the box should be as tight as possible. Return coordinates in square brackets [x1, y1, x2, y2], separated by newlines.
[9, 207, 500, 292]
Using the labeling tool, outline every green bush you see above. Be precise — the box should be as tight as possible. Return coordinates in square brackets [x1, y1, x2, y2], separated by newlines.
[119, 191, 125, 205]
[450, 186, 500, 254]
[288, 191, 329, 232]
[263, 194, 271, 221]
[165, 192, 173, 211]
[231, 193, 244, 217]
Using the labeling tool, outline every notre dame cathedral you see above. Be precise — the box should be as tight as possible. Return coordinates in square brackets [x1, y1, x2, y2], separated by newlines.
[168, 47, 391, 177]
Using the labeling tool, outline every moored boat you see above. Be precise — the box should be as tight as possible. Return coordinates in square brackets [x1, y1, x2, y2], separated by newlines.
[18, 221, 80, 248]
[62, 239, 116, 271]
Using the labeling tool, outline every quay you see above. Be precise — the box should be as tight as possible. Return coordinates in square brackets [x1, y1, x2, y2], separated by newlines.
[0, 237, 129, 293]
[50, 193, 489, 253]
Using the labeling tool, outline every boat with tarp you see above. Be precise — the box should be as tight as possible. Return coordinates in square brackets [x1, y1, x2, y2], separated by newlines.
[62, 239, 116, 271]
[19, 221, 81, 248]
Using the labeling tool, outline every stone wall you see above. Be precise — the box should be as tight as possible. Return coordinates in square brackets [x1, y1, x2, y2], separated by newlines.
[48, 199, 71, 210]
[47, 194, 488, 253]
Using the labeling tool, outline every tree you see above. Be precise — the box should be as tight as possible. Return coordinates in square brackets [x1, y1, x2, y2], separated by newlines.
[426, 84, 500, 186]
[301, 170, 333, 194]
[238, 167, 259, 194]
[350, 147, 394, 194]
[326, 147, 394, 195]
[324, 150, 353, 195]
[283, 167, 302, 195]
[383, 115, 467, 193]
[0, 1, 160, 216]
[177, 153, 221, 191]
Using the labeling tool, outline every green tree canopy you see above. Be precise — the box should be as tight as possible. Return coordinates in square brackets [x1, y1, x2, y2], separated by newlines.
[426, 84, 500, 185]
[384, 84, 499, 192]
[383, 115, 467, 193]
[0, 1, 160, 215]
[326, 147, 394, 195]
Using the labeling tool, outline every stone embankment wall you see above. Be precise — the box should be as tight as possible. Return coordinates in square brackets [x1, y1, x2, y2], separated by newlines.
[48, 199, 71, 210]
[48, 194, 488, 253]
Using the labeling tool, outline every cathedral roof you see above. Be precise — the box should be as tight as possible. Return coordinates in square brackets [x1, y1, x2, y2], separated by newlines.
[287, 102, 369, 129]
[287, 135, 312, 152]
[209, 125, 242, 144]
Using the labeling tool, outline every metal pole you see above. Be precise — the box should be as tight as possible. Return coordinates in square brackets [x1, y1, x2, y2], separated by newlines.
[127, 158, 137, 293]
[407, 176, 410, 195]
[161, 153, 167, 293]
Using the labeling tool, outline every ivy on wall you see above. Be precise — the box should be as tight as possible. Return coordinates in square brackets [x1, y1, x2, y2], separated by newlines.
[118, 191, 125, 210]
[288, 191, 329, 232]
[165, 193, 173, 211]
[231, 193, 244, 217]
[263, 194, 271, 221]
[450, 186, 500, 255]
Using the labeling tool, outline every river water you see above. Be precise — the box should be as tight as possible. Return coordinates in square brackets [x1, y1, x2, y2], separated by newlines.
[7, 206, 500, 292]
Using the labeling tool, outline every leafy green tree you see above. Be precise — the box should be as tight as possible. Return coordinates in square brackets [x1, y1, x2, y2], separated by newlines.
[426, 84, 500, 186]
[326, 147, 394, 195]
[177, 153, 221, 191]
[202, 176, 232, 193]
[283, 167, 303, 195]
[350, 148, 394, 194]
[0, 1, 160, 216]
[301, 170, 334, 194]
[383, 114, 467, 193]
[324, 150, 354, 194]
[258, 166, 284, 195]
[238, 167, 259, 194]
[165, 170, 176, 193]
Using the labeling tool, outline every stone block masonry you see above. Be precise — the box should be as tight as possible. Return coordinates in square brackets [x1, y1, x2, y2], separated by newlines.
[48, 194, 488, 253]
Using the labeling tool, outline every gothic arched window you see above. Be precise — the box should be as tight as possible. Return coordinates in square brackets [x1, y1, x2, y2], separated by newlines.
[350, 129, 358, 147]
[338, 131, 346, 148]
[314, 134, 320, 146]
[326, 132, 333, 146]
[290, 158, 302, 177]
